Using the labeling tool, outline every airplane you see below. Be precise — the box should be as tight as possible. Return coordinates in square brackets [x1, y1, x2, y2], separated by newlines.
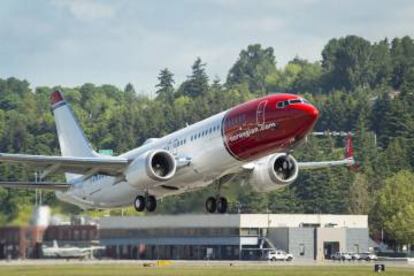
[0, 90, 354, 213]
[42, 240, 104, 259]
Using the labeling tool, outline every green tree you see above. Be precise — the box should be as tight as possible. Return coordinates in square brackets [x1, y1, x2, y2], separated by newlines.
[390, 36, 414, 89]
[370, 39, 392, 87]
[155, 68, 175, 102]
[321, 35, 375, 91]
[179, 58, 209, 97]
[375, 170, 414, 246]
[227, 44, 276, 94]
[347, 173, 370, 214]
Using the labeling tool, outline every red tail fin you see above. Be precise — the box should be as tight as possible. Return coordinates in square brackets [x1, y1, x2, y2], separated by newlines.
[345, 133, 353, 159]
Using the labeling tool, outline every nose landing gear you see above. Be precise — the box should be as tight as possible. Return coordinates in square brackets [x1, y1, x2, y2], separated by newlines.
[134, 194, 157, 212]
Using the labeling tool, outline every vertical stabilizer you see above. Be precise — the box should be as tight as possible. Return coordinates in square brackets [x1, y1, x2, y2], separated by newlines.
[50, 90, 97, 158]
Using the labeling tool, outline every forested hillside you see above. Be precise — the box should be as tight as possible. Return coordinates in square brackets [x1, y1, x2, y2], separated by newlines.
[0, 35, 413, 243]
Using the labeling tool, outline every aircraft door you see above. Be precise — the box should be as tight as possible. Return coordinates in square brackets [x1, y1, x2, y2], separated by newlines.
[256, 100, 268, 127]
[172, 138, 179, 155]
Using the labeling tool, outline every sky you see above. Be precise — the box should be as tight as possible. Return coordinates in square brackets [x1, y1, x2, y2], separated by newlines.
[1, 0, 414, 95]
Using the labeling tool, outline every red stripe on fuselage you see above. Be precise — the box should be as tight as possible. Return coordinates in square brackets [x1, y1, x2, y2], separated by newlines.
[222, 93, 319, 161]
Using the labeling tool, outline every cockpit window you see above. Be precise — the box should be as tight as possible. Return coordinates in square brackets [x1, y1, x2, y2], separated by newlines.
[277, 98, 310, 108]
[289, 99, 302, 104]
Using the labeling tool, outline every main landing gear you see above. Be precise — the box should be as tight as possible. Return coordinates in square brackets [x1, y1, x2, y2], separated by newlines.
[205, 196, 228, 214]
[134, 194, 157, 212]
[205, 179, 228, 214]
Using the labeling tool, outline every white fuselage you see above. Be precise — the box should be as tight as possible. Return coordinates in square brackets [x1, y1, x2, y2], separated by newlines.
[56, 112, 238, 209]
[54, 92, 322, 210]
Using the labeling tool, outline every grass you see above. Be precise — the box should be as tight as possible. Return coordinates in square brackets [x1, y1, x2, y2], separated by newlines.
[0, 264, 413, 276]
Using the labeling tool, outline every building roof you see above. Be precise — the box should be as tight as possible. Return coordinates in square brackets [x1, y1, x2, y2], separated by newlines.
[99, 214, 368, 229]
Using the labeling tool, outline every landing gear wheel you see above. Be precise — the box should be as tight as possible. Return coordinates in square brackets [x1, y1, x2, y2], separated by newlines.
[216, 197, 228, 214]
[205, 197, 217, 213]
[134, 195, 146, 212]
[146, 195, 157, 212]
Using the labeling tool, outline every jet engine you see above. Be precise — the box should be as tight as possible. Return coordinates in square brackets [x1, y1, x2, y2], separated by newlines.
[125, 150, 176, 189]
[250, 153, 299, 192]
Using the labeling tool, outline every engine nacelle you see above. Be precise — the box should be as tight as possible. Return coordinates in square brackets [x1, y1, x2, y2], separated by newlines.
[250, 153, 299, 192]
[125, 150, 176, 189]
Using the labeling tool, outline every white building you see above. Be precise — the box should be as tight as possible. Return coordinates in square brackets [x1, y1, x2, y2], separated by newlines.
[99, 214, 368, 260]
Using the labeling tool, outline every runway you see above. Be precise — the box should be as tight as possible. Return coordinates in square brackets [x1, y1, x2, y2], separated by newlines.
[1, 259, 413, 267]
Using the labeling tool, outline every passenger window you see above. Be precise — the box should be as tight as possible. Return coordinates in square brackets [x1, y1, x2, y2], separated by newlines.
[277, 102, 284, 108]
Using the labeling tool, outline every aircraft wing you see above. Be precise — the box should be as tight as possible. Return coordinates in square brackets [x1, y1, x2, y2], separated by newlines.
[0, 181, 70, 191]
[0, 153, 129, 177]
[298, 158, 355, 170]
[298, 133, 355, 170]
[242, 133, 356, 171]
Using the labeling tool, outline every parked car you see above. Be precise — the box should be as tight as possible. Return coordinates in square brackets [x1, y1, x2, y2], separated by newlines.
[267, 250, 294, 261]
[331, 252, 352, 261]
[359, 252, 378, 261]
[351, 252, 361, 260]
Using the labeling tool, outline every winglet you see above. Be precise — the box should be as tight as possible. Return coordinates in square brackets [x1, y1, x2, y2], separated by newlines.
[345, 133, 359, 171]
[345, 133, 353, 159]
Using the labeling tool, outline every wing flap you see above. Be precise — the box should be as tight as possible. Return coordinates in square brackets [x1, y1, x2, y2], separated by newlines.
[0, 153, 129, 176]
[0, 181, 70, 191]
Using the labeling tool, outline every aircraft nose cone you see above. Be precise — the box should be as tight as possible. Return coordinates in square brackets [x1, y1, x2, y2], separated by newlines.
[296, 103, 319, 123]
[307, 104, 319, 122]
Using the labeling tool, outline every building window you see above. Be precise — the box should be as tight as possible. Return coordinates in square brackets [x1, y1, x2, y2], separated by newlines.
[299, 244, 305, 256]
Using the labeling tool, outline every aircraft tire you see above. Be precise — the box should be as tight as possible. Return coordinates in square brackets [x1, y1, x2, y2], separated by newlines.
[205, 197, 217, 213]
[216, 197, 228, 214]
[146, 195, 157, 212]
[134, 195, 146, 212]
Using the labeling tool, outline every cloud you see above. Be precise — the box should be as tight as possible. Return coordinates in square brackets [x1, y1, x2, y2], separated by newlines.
[51, 0, 116, 21]
[236, 17, 287, 33]
[1, 0, 414, 94]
